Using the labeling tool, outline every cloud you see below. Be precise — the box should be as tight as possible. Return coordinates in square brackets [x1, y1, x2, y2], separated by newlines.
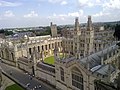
[93, 11, 110, 17]
[48, 0, 62, 3]
[0, 0, 22, 7]
[24, 11, 38, 18]
[77, 0, 120, 9]
[68, 10, 84, 17]
[92, 0, 120, 22]
[77, 0, 93, 7]
[60, 1, 67, 5]
[4, 11, 15, 17]
[48, 0, 68, 5]
[48, 10, 84, 19]
[77, 0, 102, 8]
[102, 0, 120, 10]
[76, 0, 120, 22]
[47, 9, 85, 24]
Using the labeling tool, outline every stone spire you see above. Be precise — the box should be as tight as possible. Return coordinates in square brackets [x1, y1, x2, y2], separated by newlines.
[74, 17, 81, 35]
[75, 17, 80, 31]
[87, 15, 92, 31]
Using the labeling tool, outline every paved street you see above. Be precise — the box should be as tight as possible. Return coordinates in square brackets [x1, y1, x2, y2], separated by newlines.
[0, 62, 57, 90]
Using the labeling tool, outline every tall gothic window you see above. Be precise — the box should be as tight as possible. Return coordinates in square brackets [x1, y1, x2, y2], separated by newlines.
[49, 44, 51, 49]
[38, 46, 40, 52]
[29, 48, 32, 54]
[11, 53, 14, 60]
[42, 45, 44, 51]
[45, 45, 47, 50]
[72, 67, 84, 90]
[60, 67, 64, 81]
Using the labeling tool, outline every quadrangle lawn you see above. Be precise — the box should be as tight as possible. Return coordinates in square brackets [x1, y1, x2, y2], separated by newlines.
[44, 54, 63, 65]
[44, 56, 55, 65]
[5, 84, 24, 90]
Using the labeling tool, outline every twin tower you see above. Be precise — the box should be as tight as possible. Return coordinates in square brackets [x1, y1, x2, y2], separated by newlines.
[74, 15, 92, 32]
[50, 16, 93, 37]
[51, 16, 94, 58]
[73, 16, 94, 57]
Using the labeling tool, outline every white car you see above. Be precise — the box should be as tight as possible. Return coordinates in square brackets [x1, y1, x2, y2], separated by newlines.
[38, 85, 42, 88]
[34, 85, 42, 89]
[26, 83, 30, 87]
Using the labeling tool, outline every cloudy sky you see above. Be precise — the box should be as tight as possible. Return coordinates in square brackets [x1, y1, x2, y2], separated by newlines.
[0, 0, 120, 28]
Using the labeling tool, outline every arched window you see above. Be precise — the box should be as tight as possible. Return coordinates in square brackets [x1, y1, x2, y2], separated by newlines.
[11, 53, 14, 60]
[38, 46, 40, 52]
[45, 45, 47, 50]
[60, 67, 64, 81]
[71, 67, 84, 90]
[29, 48, 32, 54]
[42, 45, 44, 51]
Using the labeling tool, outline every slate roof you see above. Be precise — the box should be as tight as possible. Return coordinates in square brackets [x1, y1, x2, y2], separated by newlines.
[80, 45, 118, 69]
[92, 64, 116, 75]
[36, 62, 55, 73]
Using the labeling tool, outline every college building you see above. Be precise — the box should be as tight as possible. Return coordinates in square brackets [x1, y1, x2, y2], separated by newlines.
[0, 16, 119, 90]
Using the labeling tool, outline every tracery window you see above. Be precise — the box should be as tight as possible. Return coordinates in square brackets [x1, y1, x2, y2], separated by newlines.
[72, 67, 84, 90]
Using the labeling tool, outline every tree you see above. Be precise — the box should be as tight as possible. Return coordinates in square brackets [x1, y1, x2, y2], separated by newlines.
[114, 24, 120, 40]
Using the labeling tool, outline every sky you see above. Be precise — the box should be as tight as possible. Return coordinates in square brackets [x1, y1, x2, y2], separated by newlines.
[0, 0, 120, 28]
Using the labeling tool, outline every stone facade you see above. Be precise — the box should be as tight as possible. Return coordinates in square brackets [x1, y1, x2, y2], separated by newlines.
[0, 35, 62, 66]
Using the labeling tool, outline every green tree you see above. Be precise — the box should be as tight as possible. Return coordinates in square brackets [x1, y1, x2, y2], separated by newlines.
[114, 24, 120, 40]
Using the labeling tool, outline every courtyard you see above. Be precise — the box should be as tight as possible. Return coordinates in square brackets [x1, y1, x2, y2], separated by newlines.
[44, 54, 63, 65]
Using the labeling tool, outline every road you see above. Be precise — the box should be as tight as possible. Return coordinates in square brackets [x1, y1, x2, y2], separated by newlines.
[0, 62, 57, 90]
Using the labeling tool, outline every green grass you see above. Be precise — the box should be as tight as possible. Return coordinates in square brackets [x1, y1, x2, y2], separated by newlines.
[5, 84, 24, 90]
[44, 54, 63, 65]
[44, 56, 55, 65]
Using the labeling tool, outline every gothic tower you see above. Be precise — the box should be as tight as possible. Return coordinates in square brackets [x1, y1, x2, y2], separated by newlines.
[50, 22, 58, 37]
[73, 17, 81, 58]
[87, 16, 92, 31]
[74, 17, 81, 35]
[84, 15, 94, 56]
